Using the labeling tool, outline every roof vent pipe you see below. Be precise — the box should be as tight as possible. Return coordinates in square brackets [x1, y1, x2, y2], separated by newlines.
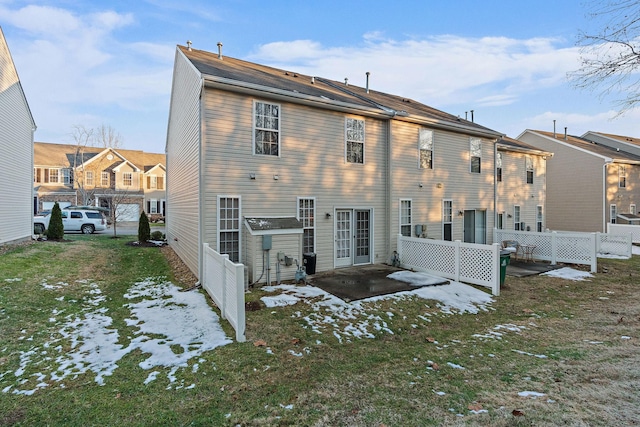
[186, 40, 192, 51]
[470, 109, 474, 123]
[311, 76, 315, 84]
[217, 42, 223, 60]
[553, 120, 556, 138]
[344, 77, 348, 86]
[365, 72, 370, 93]
[564, 127, 568, 140]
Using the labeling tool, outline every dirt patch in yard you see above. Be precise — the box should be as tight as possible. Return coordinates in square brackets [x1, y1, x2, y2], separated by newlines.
[160, 245, 198, 288]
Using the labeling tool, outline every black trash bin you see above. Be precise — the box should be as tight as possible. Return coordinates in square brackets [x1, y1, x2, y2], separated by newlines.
[303, 252, 316, 275]
[499, 250, 511, 286]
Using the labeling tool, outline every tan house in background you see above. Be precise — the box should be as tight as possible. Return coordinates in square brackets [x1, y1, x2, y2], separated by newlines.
[34, 142, 166, 222]
[518, 129, 640, 232]
[0, 26, 36, 245]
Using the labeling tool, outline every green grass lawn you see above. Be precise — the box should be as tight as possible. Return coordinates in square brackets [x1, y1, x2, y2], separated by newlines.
[1, 236, 639, 426]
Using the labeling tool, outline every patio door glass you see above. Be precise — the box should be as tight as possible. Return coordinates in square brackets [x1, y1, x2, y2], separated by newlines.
[354, 209, 370, 265]
[335, 209, 372, 267]
[335, 210, 352, 267]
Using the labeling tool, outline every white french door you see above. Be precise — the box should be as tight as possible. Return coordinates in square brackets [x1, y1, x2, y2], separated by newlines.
[335, 208, 371, 267]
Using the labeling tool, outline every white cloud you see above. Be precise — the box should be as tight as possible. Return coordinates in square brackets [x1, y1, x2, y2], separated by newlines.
[248, 35, 582, 107]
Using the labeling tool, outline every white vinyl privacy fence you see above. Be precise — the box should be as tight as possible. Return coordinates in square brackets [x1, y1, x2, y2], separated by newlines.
[493, 229, 631, 273]
[397, 234, 501, 296]
[607, 223, 640, 244]
[202, 243, 246, 342]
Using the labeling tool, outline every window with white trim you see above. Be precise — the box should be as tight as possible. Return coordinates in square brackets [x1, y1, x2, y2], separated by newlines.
[346, 118, 365, 164]
[497, 213, 504, 229]
[148, 175, 157, 189]
[101, 171, 109, 187]
[536, 205, 543, 232]
[496, 152, 502, 182]
[62, 169, 72, 185]
[443, 200, 453, 241]
[631, 204, 636, 215]
[298, 198, 315, 254]
[514, 205, 521, 230]
[48, 168, 60, 183]
[419, 129, 433, 169]
[470, 137, 481, 173]
[123, 172, 132, 187]
[253, 101, 280, 156]
[610, 204, 617, 224]
[219, 196, 241, 262]
[526, 156, 534, 184]
[400, 199, 412, 237]
[85, 171, 94, 186]
[149, 199, 158, 214]
[619, 165, 627, 188]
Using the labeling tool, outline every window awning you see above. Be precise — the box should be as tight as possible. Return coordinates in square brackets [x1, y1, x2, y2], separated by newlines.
[617, 213, 640, 222]
[244, 217, 303, 235]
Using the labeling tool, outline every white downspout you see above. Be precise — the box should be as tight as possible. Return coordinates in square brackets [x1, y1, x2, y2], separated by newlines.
[603, 162, 611, 232]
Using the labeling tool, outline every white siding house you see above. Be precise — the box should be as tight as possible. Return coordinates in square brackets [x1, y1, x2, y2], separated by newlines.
[166, 44, 505, 283]
[0, 27, 36, 245]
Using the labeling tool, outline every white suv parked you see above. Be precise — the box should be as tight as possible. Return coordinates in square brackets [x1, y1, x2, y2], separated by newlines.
[34, 209, 108, 234]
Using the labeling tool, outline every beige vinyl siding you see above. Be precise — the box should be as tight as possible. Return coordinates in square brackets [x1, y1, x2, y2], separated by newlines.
[389, 121, 495, 245]
[496, 150, 547, 231]
[200, 88, 389, 273]
[608, 162, 640, 219]
[246, 233, 301, 283]
[520, 132, 604, 232]
[0, 28, 35, 245]
[166, 50, 202, 276]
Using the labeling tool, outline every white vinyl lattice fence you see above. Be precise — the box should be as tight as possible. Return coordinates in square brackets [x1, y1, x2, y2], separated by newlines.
[492, 229, 626, 273]
[202, 243, 246, 342]
[396, 234, 501, 296]
[607, 223, 640, 244]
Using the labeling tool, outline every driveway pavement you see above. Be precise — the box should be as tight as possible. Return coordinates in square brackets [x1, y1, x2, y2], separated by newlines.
[95, 222, 166, 236]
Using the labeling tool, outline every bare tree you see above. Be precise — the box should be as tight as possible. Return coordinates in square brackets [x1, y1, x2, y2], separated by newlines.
[71, 125, 96, 206]
[94, 124, 123, 149]
[101, 189, 141, 237]
[569, 0, 640, 115]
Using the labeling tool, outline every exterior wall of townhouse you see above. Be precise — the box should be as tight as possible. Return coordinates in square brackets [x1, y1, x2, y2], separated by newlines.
[165, 50, 203, 277]
[200, 87, 389, 278]
[496, 150, 547, 232]
[520, 132, 604, 232]
[389, 120, 496, 245]
[606, 162, 640, 222]
[0, 28, 35, 245]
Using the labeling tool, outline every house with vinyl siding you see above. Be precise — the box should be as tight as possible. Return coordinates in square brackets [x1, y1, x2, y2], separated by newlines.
[33, 142, 166, 222]
[495, 136, 552, 233]
[165, 43, 510, 284]
[0, 27, 36, 245]
[518, 129, 640, 232]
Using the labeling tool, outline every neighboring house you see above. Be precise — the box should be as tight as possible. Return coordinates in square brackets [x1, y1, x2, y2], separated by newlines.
[0, 27, 36, 245]
[495, 136, 552, 233]
[581, 131, 640, 157]
[518, 129, 640, 232]
[166, 43, 510, 284]
[33, 142, 166, 222]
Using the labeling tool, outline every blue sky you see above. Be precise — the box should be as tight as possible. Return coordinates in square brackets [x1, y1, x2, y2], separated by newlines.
[1, 0, 638, 153]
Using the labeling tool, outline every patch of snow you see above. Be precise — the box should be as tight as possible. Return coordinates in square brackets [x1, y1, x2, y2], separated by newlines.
[512, 349, 548, 359]
[447, 362, 465, 369]
[518, 391, 546, 398]
[621, 336, 631, 340]
[387, 271, 447, 287]
[541, 267, 593, 281]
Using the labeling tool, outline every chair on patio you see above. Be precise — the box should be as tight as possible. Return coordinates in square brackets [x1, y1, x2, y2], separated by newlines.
[501, 240, 521, 260]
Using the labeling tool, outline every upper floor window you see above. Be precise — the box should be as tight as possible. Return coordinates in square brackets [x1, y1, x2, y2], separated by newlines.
[470, 137, 481, 173]
[101, 171, 109, 187]
[48, 169, 59, 183]
[526, 156, 534, 184]
[400, 199, 412, 236]
[62, 169, 72, 185]
[419, 129, 433, 169]
[253, 101, 280, 156]
[148, 175, 157, 189]
[123, 172, 132, 187]
[496, 152, 502, 182]
[346, 118, 365, 164]
[619, 165, 627, 188]
[85, 171, 94, 186]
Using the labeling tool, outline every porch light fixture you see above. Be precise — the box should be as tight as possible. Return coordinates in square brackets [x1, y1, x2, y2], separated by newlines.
[325, 212, 332, 218]
[458, 210, 464, 216]
[273, 174, 279, 180]
[249, 173, 256, 180]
